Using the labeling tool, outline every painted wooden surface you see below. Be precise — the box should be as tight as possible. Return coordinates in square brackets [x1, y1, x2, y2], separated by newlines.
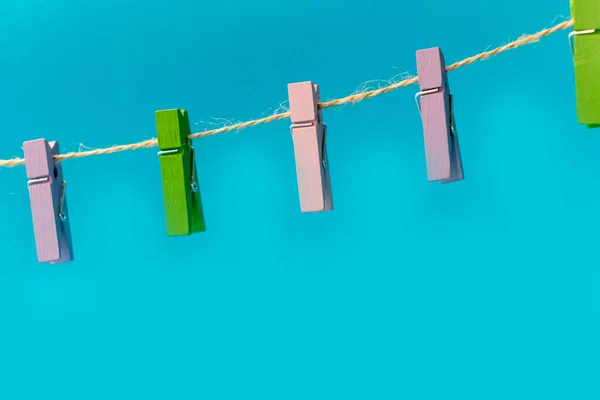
[416, 47, 463, 183]
[444, 94, 464, 183]
[23, 139, 73, 264]
[571, 0, 600, 126]
[156, 109, 206, 236]
[288, 81, 333, 212]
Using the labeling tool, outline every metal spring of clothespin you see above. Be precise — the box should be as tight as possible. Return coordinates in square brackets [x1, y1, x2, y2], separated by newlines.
[157, 143, 199, 193]
[569, 29, 596, 54]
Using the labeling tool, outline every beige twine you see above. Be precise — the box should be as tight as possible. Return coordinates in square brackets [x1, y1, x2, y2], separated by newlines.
[0, 19, 574, 168]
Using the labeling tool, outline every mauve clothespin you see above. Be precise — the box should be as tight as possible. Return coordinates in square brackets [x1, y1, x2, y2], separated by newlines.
[288, 81, 333, 212]
[415, 47, 464, 183]
[23, 139, 74, 264]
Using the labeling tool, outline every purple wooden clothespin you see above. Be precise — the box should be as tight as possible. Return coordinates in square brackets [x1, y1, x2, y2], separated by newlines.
[415, 47, 464, 183]
[288, 81, 333, 212]
[23, 139, 74, 264]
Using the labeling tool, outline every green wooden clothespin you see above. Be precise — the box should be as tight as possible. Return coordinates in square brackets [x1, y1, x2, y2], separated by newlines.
[570, 0, 600, 128]
[156, 109, 206, 236]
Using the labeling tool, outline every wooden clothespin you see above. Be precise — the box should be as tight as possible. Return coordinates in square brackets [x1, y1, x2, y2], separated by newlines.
[156, 109, 206, 236]
[287, 81, 333, 212]
[23, 139, 73, 264]
[415, 47, 464, 183]
[569, 0, 600, 127]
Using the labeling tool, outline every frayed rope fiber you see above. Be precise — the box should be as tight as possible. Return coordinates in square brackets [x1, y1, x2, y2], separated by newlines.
[0, 19, 574, 168]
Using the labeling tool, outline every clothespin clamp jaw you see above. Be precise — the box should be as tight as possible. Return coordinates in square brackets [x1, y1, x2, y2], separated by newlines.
[569, 0, 600, 127]
[415, 47, 464, 183]
[287, 81, 333, 212]
[156, 109, 206, 236]
[23, 139, 74, 264]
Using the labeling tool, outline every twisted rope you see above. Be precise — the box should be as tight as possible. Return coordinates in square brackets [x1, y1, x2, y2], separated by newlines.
[0, 19, 574, 168]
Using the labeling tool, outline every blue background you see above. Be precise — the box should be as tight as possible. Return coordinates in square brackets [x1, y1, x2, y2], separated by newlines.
[0, 0, 597, 398]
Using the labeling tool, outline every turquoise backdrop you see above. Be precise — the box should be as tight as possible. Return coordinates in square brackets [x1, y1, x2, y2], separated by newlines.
[0, 0, 597, 398]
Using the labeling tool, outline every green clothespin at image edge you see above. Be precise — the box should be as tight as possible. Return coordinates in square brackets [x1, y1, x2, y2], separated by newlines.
[570, 0, 600, 128]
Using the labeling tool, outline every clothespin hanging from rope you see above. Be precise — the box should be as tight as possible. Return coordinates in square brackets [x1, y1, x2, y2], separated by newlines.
[288, 81, 333, 212]
[156, 109, 206, 236]
[569, 0, 600, 127]
[415, 47, 464, 183]
[23, 139, 74, 264]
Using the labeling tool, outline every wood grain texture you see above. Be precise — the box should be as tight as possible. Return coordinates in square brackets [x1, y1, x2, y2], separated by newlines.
[416, 47, 463, 183]
[23, 139, 73, 264]
[419, 90, 451, 181]
[288, 81, 333, 212]
[416, 47, 446, 91]
[571, 0, 600, 126]
[156, 109, 206, 236]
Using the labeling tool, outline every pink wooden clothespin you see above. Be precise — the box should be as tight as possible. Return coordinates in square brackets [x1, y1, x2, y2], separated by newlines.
[288, 81, 333, 212]
[415, 47, 464, 183]
[23, 139, 73, 264]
